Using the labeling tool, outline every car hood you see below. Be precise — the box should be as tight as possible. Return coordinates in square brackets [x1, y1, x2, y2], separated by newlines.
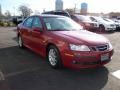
[99, 20, 115, 25]
[52, 30, 109, 45]
[83, 21, 98, 24]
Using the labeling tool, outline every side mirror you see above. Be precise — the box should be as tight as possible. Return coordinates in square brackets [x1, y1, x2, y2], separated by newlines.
[33, 27, 42, 32]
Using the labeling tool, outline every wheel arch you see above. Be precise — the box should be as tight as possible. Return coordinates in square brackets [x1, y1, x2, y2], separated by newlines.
[46, 43, 60, 53]
[99, 24, 104, 27]
[46, 43, 63, 68]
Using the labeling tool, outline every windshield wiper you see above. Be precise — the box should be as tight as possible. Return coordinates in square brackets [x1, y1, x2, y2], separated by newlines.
[49, 29, 70, 31]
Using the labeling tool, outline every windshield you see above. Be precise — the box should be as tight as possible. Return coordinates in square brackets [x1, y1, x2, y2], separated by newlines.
[76, 15, 92, 22]
[43, 17, 83, 31]
[103, 18, 114, 23]
[94, 17, 107, 22]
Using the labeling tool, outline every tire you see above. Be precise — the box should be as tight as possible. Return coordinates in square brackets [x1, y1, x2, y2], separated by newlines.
[18, 35, 24, 48]
[47, 45, 63, 69]
[99, 25, 105, 32]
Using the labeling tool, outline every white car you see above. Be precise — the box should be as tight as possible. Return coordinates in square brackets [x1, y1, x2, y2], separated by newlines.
[103, 18, 120, 31]
[90, 16, 116, 31]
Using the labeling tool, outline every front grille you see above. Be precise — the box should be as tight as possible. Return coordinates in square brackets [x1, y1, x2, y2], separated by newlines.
[90, 44, 108, 51]
[110, 24, 115, 27]
[116, 25, 119, 27]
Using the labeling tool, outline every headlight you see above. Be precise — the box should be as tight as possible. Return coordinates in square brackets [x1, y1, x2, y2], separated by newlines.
[106, 24, 112, 27]
[108, 42, 113, 49]
[70, 44, 90, 51]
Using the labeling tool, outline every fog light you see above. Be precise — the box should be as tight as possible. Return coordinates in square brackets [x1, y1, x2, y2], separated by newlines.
[72, 60, 77, 64]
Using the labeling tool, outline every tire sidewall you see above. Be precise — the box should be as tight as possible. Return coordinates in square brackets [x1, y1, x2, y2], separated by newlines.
[18, 35, 24, 48]
[47, 45, 62, 69]
[99, 25, 105, 32]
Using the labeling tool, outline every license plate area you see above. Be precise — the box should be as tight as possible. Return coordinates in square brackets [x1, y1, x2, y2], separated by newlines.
[101, 53, 109, 61]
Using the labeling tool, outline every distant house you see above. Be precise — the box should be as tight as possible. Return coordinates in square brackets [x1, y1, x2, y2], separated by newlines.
[12, 16, 27, 25]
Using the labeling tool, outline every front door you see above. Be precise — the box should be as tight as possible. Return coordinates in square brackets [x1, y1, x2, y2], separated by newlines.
[30, 16, 46, 56]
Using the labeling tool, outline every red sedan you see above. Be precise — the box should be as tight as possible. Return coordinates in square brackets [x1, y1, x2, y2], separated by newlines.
[17, 15, 114, 69]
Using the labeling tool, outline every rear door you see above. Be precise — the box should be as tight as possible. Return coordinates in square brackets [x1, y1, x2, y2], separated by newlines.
[21, 17, 33, 47]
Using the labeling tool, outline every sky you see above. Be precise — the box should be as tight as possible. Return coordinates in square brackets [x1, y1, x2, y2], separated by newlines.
[1, 0, 120, 15]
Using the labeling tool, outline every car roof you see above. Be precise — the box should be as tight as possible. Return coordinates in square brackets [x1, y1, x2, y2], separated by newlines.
[42, 11, 71, 17]
[30, 14, 66, 18]
[42, 10, 68, 13]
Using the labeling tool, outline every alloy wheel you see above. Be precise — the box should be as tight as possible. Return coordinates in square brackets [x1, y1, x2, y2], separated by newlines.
[48, 49, 57, 66]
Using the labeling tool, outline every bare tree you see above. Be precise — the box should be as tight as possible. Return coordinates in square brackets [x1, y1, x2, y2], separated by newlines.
[4, 10, 11, 18]
[19, 5, 32, 17]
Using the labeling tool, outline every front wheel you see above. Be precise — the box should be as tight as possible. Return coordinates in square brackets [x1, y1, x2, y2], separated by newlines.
[47, 45, 63, 69]
[99, 25, 105, 32]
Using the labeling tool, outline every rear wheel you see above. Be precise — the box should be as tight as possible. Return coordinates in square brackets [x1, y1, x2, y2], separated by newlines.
[18, 35, 24, 48]
[47, 45, 63, 69]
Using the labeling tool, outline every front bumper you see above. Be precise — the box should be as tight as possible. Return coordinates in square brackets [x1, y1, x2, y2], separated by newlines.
[105, 26, 116, 31]
[116, 25, 120, 30]
[61, 49, 114, 69]
[106, 28, 116, 31]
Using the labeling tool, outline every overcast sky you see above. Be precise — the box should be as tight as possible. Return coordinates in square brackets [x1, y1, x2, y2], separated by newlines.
[1, 0, 120, 15]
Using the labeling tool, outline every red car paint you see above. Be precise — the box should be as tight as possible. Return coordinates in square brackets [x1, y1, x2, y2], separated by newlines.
[17, 15, 114, 69]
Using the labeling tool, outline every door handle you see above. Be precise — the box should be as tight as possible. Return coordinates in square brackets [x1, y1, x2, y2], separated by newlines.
[28, 30, 31, 32]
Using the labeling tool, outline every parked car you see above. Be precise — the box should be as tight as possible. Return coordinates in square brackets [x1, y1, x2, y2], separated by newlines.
[17, 15, 114, 69]
[12, 16, 27, 25]
[103, 18, 120, 31]
[42, 11, 71, 17]
[71, 15, 99, 31]
[90, 16, 116, 32]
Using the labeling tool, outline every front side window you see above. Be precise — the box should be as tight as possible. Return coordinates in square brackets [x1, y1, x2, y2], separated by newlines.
[32, 17, 42, 28]
[94, 17, 105, 22]
[23, 17, 33, 28]
[43, 17, 83, 31]
[90, 17, 97, 22]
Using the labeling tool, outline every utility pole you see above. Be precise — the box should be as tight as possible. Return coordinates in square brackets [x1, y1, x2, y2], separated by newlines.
[74, 3, 76, 14]
[43, 8, 46, 13]
[13, 6, 16, 16]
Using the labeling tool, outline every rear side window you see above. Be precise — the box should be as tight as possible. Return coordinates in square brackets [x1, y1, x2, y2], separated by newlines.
[32, 17, 42, 28]
[23, 17, 33, 28]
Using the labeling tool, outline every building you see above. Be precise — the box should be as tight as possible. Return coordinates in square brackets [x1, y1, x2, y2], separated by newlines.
[109, 12, 120, 19]
[80, 2, 88, 15]
[55, 0, 63, 11]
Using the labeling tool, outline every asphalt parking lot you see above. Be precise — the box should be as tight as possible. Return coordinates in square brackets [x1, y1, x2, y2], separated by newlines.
[0, 27, 120, 90]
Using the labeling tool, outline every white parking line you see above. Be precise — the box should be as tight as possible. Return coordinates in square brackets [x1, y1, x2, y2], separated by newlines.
[112, 70, 120, 79]
[0, 71, 5, 80]
[5, 67, 40, 78]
